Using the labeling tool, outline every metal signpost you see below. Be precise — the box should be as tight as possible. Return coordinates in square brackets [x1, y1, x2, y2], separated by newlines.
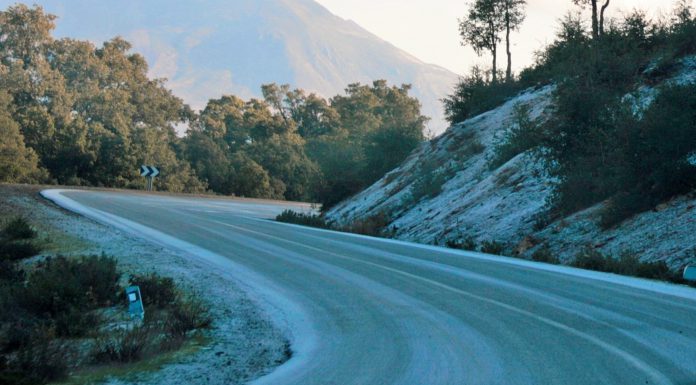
[684, 266, 696, 282]
[126, 285, 145, 320]
[140, 165, 160, 191]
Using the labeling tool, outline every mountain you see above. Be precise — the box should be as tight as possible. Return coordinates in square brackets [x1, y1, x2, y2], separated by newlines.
[326, 58, 696, 268]
[5, 0, 459, 135]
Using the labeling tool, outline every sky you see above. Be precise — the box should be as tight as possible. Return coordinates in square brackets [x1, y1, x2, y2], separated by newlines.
[315, 0, 687, 75]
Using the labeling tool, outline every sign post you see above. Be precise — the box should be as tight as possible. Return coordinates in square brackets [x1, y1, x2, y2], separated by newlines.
[126, 285, 145, 320]
[140, 165, 160, 191]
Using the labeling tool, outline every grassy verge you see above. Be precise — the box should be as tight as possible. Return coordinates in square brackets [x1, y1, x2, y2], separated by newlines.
[0, 216, 212, 385]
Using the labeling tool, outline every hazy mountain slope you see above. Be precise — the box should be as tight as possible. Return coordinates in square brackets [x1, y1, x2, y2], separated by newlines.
[9, 0, 458, 134]
[326, 59, 696, 268]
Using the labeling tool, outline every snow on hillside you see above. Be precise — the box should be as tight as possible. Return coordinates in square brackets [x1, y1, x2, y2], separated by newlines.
[327, 60, 696, 268]
[327, 85, 555, 246]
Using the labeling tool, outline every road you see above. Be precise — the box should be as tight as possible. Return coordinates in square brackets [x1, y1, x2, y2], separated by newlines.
[43, 189, 696, 385]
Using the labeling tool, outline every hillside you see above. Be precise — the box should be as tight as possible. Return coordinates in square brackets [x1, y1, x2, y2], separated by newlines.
[326, 57, 696, 269]
[7, 0, 458, 134]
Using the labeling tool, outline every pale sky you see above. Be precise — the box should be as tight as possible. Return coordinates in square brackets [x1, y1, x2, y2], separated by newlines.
[315, 0, 687, 75]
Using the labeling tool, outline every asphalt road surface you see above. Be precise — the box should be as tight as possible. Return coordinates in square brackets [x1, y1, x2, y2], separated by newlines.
[44, 189, 696, 385]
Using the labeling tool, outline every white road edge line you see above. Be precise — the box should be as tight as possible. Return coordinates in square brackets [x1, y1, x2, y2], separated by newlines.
[40, 189, 316, 385]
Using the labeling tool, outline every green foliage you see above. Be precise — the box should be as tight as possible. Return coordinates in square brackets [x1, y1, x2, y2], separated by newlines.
[446, 236, 478, 251]
[276, 210, 329, 229]
[2, 217, 36, 241]
[165, 296, 213, 337]
[489, 103, 541, 169]
[407, 160, 451, 204]
[531, 245, 560, 264]
[480, 240, 506, 254]
[444, 67, 524, 124]
[128, 273, 178, 308]
[0, 5, 203, 192]
[343, 212, 392, 237]
[92, 326, 151, 364]
[0, 241, 41, 262]
[22, 256, 119, 336]
[571, 248, 675, 280]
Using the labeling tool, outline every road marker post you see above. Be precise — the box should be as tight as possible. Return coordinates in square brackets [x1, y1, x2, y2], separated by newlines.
[126, 285, 145, 320]
[140, 165, 160, 192]
[684, 266, 696, 282]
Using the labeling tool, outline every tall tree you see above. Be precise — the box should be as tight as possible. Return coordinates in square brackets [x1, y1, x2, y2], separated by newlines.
[573, 0, 610, 38]
[501, 0, 527, 82]
[459, 0, 506, 83]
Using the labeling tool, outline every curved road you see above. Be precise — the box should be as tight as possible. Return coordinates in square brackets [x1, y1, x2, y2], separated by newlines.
[43, 189, 696, 385]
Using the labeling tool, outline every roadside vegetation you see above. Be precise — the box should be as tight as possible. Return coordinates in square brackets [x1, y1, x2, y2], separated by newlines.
[443, 233, 694, 286]
[447, 0, 696, 229]
[0, 217, 211, 385]
[275, 210, 391, 238]
[0, 4, 426, 210]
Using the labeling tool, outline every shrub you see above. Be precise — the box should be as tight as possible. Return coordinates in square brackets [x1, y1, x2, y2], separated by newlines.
[531, 245, 560, 264]
[276, 210, 329, 229]
[443, 66, 524, 125]
[129, 273, 178, 308]
[22, 256, 120, 335]
[407, 160, 452, 204]
[446, 237, 477, 251]
[0, 329, 69, 385]
[166, 296, 212, 337]
[92, 326, 151, 364]
[0, 240, 41, 261]
[480, 241, 505, 255]
[344, 212, 391, 237]
[571, 248, 677, 280]
[2, 217, 36, 241]
[489, 103, 542, 170]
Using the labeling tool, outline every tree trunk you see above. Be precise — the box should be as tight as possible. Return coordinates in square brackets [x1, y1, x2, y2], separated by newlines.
[599, 0, 610, 36]
[591, 0, 599, 39]
[505, 11, 512, 82]
[492, 42, 498, 83]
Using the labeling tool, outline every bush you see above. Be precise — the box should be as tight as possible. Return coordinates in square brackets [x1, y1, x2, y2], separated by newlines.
[571, 248, 677, 280]
[489, 103, 542, 170]
[0, 328, 69, 385]
[531, 245, 560, 264]
[166, 296, 212, 337]
[446, 237, 477, 251]
[344, 212, 391, 237]
[480, 240, 505, 255]
[443, 66, 524, 125]
[0, 240, 41, 261]
[276, 210, 329, 229]
[92, 326, 151, 364]
[129, 273, 178, 308]
[22, 256, 120, 336]
[2, 217, 36, 241]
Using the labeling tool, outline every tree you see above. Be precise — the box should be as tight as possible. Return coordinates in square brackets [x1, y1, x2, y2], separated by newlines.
[572, 0, 610, 38]
[500, 0, 527, 82]
[0, 91, 45, 183]
[460, 0, 506, 83]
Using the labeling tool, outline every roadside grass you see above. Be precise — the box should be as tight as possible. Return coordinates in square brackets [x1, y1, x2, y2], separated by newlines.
[50, 334, 209, 385]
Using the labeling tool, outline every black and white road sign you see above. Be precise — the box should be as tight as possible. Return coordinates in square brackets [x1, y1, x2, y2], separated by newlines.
[140, 165, 160, 177]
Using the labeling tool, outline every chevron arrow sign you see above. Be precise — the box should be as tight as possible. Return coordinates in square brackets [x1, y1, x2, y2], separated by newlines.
[140, 165, 160, 177]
